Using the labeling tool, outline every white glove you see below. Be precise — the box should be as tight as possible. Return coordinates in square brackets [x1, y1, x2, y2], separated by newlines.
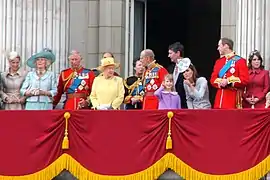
[96, 105, 108, 110]
[97, 104, 112, 110]
[102, 104, 111, 109]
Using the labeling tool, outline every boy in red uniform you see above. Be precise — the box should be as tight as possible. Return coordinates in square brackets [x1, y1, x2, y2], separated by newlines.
[140, 49, 168, 110]
[210, 38, 249, 109]
[53, 51, 95, 110]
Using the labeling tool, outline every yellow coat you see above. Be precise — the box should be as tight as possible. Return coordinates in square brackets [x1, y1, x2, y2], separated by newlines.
[90, 75, 124, 109]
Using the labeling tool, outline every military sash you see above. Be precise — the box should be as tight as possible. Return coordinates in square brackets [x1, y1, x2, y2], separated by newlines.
[144, 66, 159, 85]
[67, 69, 90, 93]
[218, 55, 241, 78]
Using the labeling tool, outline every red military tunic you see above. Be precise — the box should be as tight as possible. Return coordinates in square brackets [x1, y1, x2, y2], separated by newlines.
[53, 67, 95, 110]
[210, 52, 249, 109]
[143, 62, 168, 110]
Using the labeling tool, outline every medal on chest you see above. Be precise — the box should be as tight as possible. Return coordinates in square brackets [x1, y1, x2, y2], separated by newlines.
[230, 60, 236, 74]
[230, 67, 235, 74]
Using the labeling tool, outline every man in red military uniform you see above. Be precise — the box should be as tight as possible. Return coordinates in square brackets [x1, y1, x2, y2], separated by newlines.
[53, 50, 95, 110]
[210, 37, 249, 109]
[140, 49, 168, 109]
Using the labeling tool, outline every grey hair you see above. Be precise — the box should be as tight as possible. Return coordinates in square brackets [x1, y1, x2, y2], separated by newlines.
[35, 58, 52, 70]
[46, 60, 52, 69]
[142, 49, 155, 59]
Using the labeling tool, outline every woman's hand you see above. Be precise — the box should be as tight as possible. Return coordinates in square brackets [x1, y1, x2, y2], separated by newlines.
[25, 90, 33, 96]
[245, 97, 253, 104]
[131, 97, 139, 105]
[184, 79, 195, 87]
[252, 97, 259, 104]
[78, 98, 89, 109]
[39, 90, 51, 96]
[4, 97, 12, 104]
[184, 80, 191, 86]
[18, 97, 26, 104]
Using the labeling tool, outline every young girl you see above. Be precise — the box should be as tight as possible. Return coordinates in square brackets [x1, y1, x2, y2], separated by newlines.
[154, 74, 181, 109]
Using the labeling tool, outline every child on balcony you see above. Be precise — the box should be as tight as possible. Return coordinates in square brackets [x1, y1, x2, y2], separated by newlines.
[154, 74, 181, 109]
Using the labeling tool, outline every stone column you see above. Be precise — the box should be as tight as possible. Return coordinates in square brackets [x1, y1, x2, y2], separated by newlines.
[235, 0, 270, 70]
[69, 0, 90, 68]
[265, 0, 270, 70]
[87, 0, 100, 68]
[98, 0, 126, 75]
[220, 0, 237, 42]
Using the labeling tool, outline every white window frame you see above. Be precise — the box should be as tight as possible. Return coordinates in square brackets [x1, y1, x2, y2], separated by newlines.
[125, 0, 147, 77]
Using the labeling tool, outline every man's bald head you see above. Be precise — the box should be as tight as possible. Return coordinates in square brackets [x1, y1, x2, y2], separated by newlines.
[141, 49, 155, 59]
[140, 49, 155, 67]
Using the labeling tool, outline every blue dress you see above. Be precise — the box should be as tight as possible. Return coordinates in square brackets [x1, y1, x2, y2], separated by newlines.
[20, 71, 57, 110]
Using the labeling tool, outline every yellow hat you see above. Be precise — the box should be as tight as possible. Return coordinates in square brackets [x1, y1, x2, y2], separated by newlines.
[98, 57, 120, 71]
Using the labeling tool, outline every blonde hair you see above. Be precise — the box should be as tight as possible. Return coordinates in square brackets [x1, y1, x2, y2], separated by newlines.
[163, 74, 175, 91]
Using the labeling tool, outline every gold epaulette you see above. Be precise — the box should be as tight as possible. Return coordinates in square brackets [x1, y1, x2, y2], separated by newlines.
[124, 78, 142, 101]
[60, 69, 75, 90]
[124, 76, 140, 90]
[154, 63, 164, 68]
[124, 78, 138, 90]
[61, 69, 74, 82]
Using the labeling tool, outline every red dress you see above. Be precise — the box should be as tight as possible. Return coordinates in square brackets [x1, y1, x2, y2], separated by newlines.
[143, 62, 168, 110]
[242, 69, 270, 108]
[53, 67, 95, 110]
[210, 53, 249, 109]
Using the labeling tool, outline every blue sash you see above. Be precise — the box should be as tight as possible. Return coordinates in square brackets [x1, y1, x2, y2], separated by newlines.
[218, 55, 241, 78]
[144, 67, 159, 85]
[67, 69, 90, 93]
[131, 84, 144, 96]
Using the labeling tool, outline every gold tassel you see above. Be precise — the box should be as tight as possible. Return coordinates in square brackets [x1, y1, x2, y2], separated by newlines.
[62, 136, 69, 150]
[166, 135, 172, 149]
[166, 111, 174, 150]
[62, 112, 71, 150]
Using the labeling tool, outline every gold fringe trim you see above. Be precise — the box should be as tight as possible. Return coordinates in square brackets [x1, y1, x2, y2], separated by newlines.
[0, 153, 269, 180]
[167, 153, 270, 180]
[0, 154, 67, 180]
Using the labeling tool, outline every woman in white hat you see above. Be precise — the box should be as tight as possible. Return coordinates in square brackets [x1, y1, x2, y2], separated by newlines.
[89, 57, 124, 110]
[180, 58, 211, 109]
[20, 48, 57, 110]
[0, 51, 28, 110]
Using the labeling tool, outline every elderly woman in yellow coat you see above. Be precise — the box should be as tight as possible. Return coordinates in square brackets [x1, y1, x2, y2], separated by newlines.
[89, 57, 124, 110]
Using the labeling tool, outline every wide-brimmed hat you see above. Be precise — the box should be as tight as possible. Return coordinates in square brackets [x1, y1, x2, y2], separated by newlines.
[98, 57, 120, 71]
[7, 51, 20, 61]
[177, 57, 191, 73]
[27, 48, 55, 68]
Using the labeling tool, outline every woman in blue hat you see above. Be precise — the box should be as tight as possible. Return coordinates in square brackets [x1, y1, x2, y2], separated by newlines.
[20, 48, 57, 110]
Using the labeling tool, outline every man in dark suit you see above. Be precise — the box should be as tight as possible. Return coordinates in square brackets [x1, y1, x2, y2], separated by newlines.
[168, 42, 188, 108]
